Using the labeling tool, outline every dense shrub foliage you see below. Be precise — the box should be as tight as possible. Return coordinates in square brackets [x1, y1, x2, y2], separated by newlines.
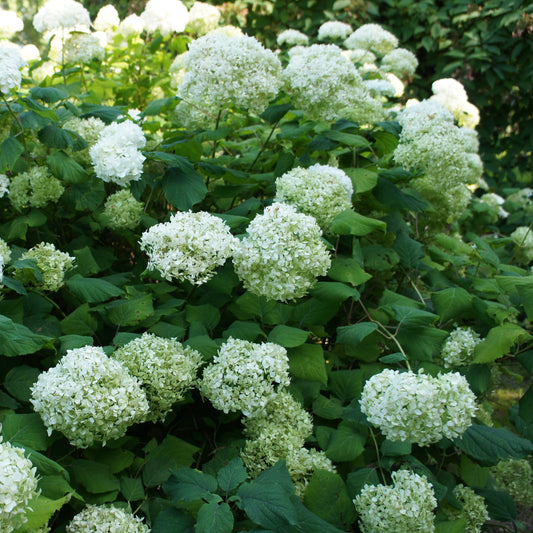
[0, 1, 532, 532]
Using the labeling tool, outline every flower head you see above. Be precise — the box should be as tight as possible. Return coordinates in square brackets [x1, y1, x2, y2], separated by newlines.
[441, 327, 482, 368]
[490, 459, 533, 507]
[93, 5, 119, 32]
[0, 10, 23, 39]
[0, 174, 9, 198]
[141, 0, 189, 36]
[186, 2, 221, 35]
[101, 189, 144, 231]
[317, 21, 352, 41]
[30, 346, 149, 448]
[33, 0, 90, 33]
[64, 31, 105, 64]
[451, 484, 489, 533]
[344, 23, 398, 57]
[66, 504, 150, 533]
[0, 45, 26, 94]
[381, 48, 418, 78]
[9, 166, 64, 209]
[277, 29, 309, 47]
[118, 14, 145, 38]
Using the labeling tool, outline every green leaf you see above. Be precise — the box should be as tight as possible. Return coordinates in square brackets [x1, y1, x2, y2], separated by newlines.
[519, 384, 533, 423]
[66, 275, 124, 303]
[288, 344, 327, 385]
[196, 501, 234, 533]
[217, 458, 248, 493]
[38, 124, 74, 149]
[393, 231, 425, 270]
[106, 295, 154, 326]
[381, 439, 411, 456]
[329, 210, 386, 236]
[323, 130, 370, 147]
[22, 447, 69, 478]
[328, 257, 372, 287]
[454, 424, 533, 466]
[61, 303, 98, 336]
[0, 315, 53, 356]
[164, 468, 218, 502]
[312, 395, 344, 420]
[20, 97, 58, 120]
[310, 282, 360, 303]
[304, 470, 356, 527]
[163, 166, 207, 211]
[432, 287, 474, 323]
[70, 459, 120, 494]
[434, 518, 468, 533]
[120, 477, 145, 501]
[186, 304, 221, 330]
[152, 508, 195, 533]
[346, 168, 378, 194]
[47, 151, 88, 183]
[0, 136, 24, 172]
[346, 468, 380, 499]
[473, 324, 531, 363]
[19, 495, 70, 532]
[4, 365, 41, 402]
[1, 413, 49, 451]
[321, 421, 367, 462]
[58, 334, 94, 354]
[268, 325, 309, 348]
[328, 370, 364, 403]
[223, 321, 264, 342]
[30, 86, 67, 103]
[336, 322, 378, 347]
[261, 103, 292, 124]
[142, 96, 178, 116]
[475, 488, 517, 521]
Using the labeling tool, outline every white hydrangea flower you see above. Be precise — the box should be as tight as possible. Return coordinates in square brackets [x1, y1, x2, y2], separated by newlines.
[33, 0, 90, 33]
[20, 44, 40, 63]
[207, 24, 243, 38]
[176, 32, 282, 128]
[0, 10, 23, 38]
[90, 121, 146, 186]
[141, 0, 189, 37]
[101, 189, 144, 231]
[0, 238, 10, 265]
[282, 44, 385, 124]
[31, 346, 150, 448]
[186, 2, 221, 35]
[380, 47, 418, 78]
[350, 48, 377, 65]
[360, 369, 477, 445]
[490, 459, 533, 507]
[19, 242, 74, 292]
[354, 470, 437, 533]
[0, 437, 40, 533]
[277, 29, 309, 47]
[364, 79, 396, 98]
[118, 14, 145, 38]
[201, 337, 290, 417]
[452, 484, 489, 533]
[274, 164, 353, 228]
[66, 504, 150, 533]
[139, 211, 236, 285]
[430, 78, 480, 129]
[0, 174, 9, 198]
[511, 226, 533, 263]
[233, 202, 331, 302]
[480, 192, 509, 218]
[287, 447, 336, 496]
[0, 45, 26, 94]
[65, 31, 105, 64]
[113, 333, 203, 422]
[317, 21, 352, 41]
[441, 327, 482, 368]
[93, 5, 120, 32]
[344, 23, 398, 57]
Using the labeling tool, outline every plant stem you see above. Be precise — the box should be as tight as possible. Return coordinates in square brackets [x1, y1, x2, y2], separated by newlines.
[248, 118, 280, 172]
[2, 94, 29, 156]
[369, 427, 386, 484]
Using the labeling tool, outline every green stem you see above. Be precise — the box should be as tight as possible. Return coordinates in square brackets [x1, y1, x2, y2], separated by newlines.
[211, 109, 223, 159]
[248, 119, 280, 172]
[2, 94, 29, 157]
[32, 290, 66, 318]
[369, 427, 386, 484]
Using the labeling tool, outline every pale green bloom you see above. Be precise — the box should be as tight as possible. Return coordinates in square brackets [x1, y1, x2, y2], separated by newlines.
[186, 2, 221, 35]
[63, 116, 106, 165]
[9, 166, 64, 209]
[381, 47, 418, 78]
[317, 21, 352, 41]
[113, 333, 203, 422]
[451, 484, 489, 533]
[490, 459, 533, 507]
[344, 23, 398, 57]
[277, 29, 309, 47]
[511, 226, 533, 263]
[0, 238, 11, 264]
[441, 327, 482, 368]
[67, 504, 150, 532]
[101, 189, 144, 231]
[354, 470, 437, 533]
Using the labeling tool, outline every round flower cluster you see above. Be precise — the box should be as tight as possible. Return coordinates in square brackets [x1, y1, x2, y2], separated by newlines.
[0, 437, 40, 533]
[201, 337, 290, 417]
[277, 29, 309, 47]
[118, 14, 145, 38]
[66, 505, 150, 533]
[380, 48, 418, 79]
[141, 0, 189, 36]
[101, 189, 144, 231]
[451, 484, 489, 533]
[364, 79, 397, 98]
[0, 238, 10, 264]
[360, 369, 477, 445]
[490, 459, 533, 507]
[93, 5, 120, 32]
[344, 23, 399, 56]
[511, 226, 533, 264]
[63, 116, 106, 165]
[90, 121, 146, 186]
[19, 242, 74, 292]
[233, 203, 331, 301]
[430, 78, 480, 129]
[350, 48, 377, 65]
[186, 2, 221, 35]
[354, 470, 437, 533]
[139, 211, 236, 285]
[317, 21, 352, 41]
[274, 164, 353, 228]
[0, 10, 23, 38]
[0, 174, 9, 198]
[282, 44, 385, 124]
[64, 31, 105, 64]
[33, 0, 90, 33]
[0, 45, 26, 94]
[286, 447, 336, 496]
[441, 327, 482, 368]
[30, 346, 150, 448]
[113, 333, 203, 422]
[9, 166, 64, 209]
[175, 32, 282, 128]
[479, 192, 508, 219]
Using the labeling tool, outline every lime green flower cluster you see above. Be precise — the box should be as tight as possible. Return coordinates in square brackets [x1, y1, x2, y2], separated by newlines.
[9, 166, 64, 209]
[101, 189, 144, 231]
[451, 484, 489, 533]
[66, 504, 150, 533]
[490, 458, 533, 507]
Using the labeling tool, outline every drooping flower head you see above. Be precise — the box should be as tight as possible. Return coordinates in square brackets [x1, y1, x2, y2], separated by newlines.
[175, 32, 282, 128]
[0, 437, 40, 533]
[354, 470, 437, 533]
[201, 337, 290, 417]
[30, 346, 149, 448]
[141, 0, 189, 36]
[139, 211, 236, 285]
[9, 166, 64, 209]
[450, 484, 489, 533]
[232, 202, 331, 301]
[33, 0, 91, 33]
[490, 459, 533, 507]
[113, 333, 203, 421]
[66, 505, 150, 533]
[274, 164, 353, 228]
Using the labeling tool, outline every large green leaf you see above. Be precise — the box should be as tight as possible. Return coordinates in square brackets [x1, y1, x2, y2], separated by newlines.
[473, 324, 532, 363]
[61, 303, 98, 336]
[329, 210, 386, 236]
[432, 287, 474, 323]
[288, 344, 327, 385]
[310, 282, 360, 303]
[19, 495, 70, 532]
[196, 501, 234, 533]
[268, 325, 309, 347]
[0, 135, 24, 172]
[318, 421, 367, 462]
[475, 488, 517, 521]
[4, 365, 41, 402]
[163, 468, 218, 503]
[70, 459, 120, 494]
[66, 275, 124, 303]
[162, 166, 207, 210]
[328, 257, 372, 287]
[336, 322, 378, 347]
[1, 413, 49, 451]
[0, 315, 53, 357]
[47, 151, 88, 183]
[105, 295, 154, 326]
[217, 457, 248, 494]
